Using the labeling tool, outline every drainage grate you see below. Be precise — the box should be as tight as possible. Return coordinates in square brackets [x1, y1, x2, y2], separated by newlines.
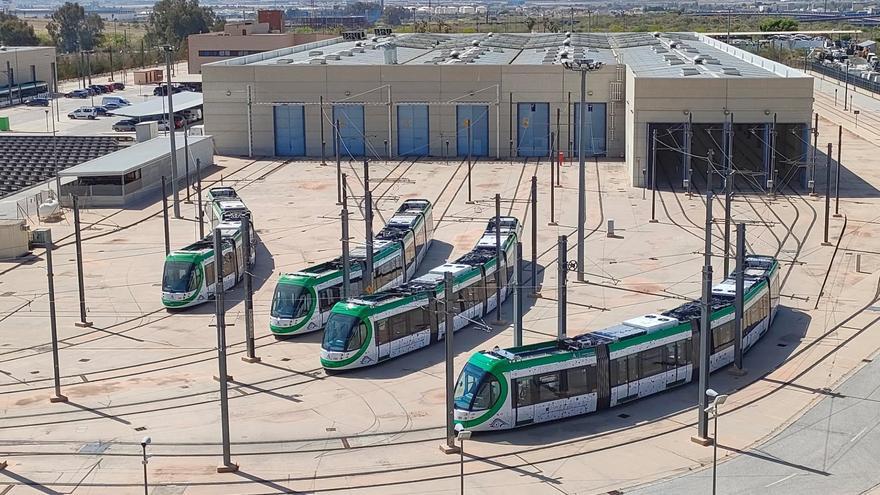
[134, 426, 147, 432]
[618, 413, 630, 419]
[78, 442, 109, 454]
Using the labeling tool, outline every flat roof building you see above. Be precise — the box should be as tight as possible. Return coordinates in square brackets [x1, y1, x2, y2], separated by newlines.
[202, 31, 814, 187]
[0, 46, 57, 107]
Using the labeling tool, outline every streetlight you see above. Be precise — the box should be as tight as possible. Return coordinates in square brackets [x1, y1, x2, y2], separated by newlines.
[454, 423, 471, 494]
[563, 56, 604, 283]
[705, 388, 729, 495]
[140, 436, 151, 495]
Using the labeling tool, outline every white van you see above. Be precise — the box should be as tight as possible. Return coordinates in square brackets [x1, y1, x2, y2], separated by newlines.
[101, 96, 130, 108]
[68, 107, 97, 120]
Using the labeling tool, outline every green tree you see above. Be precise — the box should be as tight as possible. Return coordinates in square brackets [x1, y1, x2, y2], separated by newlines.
[759, 18, 799, 32]
[0, 13, 39, 45]
[145, 0, 219, 47]
[47, 2, 104, 53]
[525, 16, 536, 32]
[382, 6, 409, 26]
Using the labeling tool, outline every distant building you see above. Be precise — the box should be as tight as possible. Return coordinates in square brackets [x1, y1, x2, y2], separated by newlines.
[187, 19, 334, 74]
[0, 46, 56, 107]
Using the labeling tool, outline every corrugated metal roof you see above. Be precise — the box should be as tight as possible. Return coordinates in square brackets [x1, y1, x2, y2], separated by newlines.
[114, 92, 203, 118]
[58, 135, 211, 177]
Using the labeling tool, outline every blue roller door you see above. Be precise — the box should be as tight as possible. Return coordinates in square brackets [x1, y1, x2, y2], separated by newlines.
[397, 105, 429, 156]
[572, 102, 607, 157]
[274, 105, 305, 156]
[333, 105, 365, 157]
[517, 103, 550, 157]
[456, 105, 489, 157]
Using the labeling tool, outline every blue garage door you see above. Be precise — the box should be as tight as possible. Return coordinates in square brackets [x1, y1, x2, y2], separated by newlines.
[517, 103, 550, 157]
[456, 105, 489, 157]
[333, 105, 365, 157]
[274, 105, 306, 156]
[572, 102, 607, 157]
[397, 105, 430, 156]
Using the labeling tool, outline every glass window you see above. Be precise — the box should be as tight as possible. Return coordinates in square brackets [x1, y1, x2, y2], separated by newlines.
[390, 313, 408, 340]
[322, 314, 359, 352]
[535, 372, 563, 403]
[319, 285, 341, 312]
[204, 262, 215, 286]
[454, 363, 488, 410]
[376, 319, 391, 345]
[410, 308, 430, 333]
[566, 366, 596, 396]
[346, 322, 368, 352]
[222, 251, 235, 277]
[640, 346, 665, 377]
[162, 261, 198, 293]
[713, 321, 735, 352]
[271, 284, 311, 319]
[515, 377, 533, 407]
[405, 238, 416, 265]
[471, 376, 500, 411]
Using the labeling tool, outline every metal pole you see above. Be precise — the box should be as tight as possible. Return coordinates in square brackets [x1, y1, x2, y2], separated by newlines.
[184, 123, 191, 203]
[770, 114, 777, 199]
[341, 174, 351, 299]
[824, 143, 832, 245]
[550, 139, 556, 225]
[196, 159, 204, 239]
[161, 176, 170, 255]
[364, 160, 374, 291]
[494, 193, 503, 323]
[335, 120, 342, 205]
[72, 196, 91, 327]
[835, 125, 842, 217]
[141, 444, 148, 495]
[444, 270, 456, 451]
[650, 128, 658, 223]
[44, 229, 67, 403]
[320, 95, 326, 165]
[557, 235, 567, 340]
[514, 241, 523, 347]
[241, 213, 259, 363]
[246, 85, 253, 158]
[162, 46, 180, 219]
[577, 69, 587, 282]
[213, 228, 237, 472]
[460, 437, 465, 493]
[724, 116, 734, 277]
[712, 411, 718, 495]
[467, 123, 473, 203]
[810, 112, 819, 196]
[696, 155, 714, 442]
[686, 113, 693, 197]
[531, 176, 537, 295]
[843, 60, 849, 111]
[734, 223, 745, 372]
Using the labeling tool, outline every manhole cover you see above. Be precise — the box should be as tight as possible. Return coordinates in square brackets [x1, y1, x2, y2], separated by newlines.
[78, 442, 109, 454]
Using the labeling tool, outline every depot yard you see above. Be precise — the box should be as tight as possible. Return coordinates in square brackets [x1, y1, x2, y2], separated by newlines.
[1, 79, 880, 493]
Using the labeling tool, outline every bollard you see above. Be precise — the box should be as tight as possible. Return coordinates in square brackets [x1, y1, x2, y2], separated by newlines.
[607, 219, 615, 238]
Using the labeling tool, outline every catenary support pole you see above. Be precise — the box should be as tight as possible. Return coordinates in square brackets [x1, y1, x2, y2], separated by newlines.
[695, 152, 714, 444]
[557, 235, 567, 340]
[72, 195, 91, 327]
[494, 193, 503, 323]
[335, 120, 342, 205]
[162, 45, 180, 219]
[514, 241, 523, 347]
[577, 68, 586, 282]
[824, 143, 833, 246]
[364, 160, 374, 291]
[724, 168, 734, 278]
[184, 123, 191, 203]
[550, 141, 556, 225]
[320, 95, 326, 165]
[810, 112, 819, 195]
[531, 176, 538, 295]
[341, 174, 351, 299]
[650, 128, 658, 223]
[241, 213, 259, 363]
[835, 125, 842, 217]
[467, 122, 473, 203]
[161, 176, 170, 255]
[42, 229, 67, 403]
[196, 160, 204, 239]
[769, 114, 778, 199]
[734, 223, 745, 372]
[213, 228, 237, 472]
[443, 271, 458, 453]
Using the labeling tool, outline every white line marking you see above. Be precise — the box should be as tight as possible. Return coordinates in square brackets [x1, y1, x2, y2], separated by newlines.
[765, 473, 797, 488]
[851, 426, 868, 442]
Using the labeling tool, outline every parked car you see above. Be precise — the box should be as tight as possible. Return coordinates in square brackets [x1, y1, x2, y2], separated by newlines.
[101, 96, 130, 108]
[65, 89, 89, 98]
[153, 84, 183, 96]
[112, 119, 137, 132]
[157, 116, 185, 131]
[103, 84, 115, 92]
[25, 97, 49, 107]
[181, 108, 202, 124]
[68, 107, 98, 120]
[111, 82, 125, 91]
[92, 106, 112, 116]
[88, 85, 107, 94]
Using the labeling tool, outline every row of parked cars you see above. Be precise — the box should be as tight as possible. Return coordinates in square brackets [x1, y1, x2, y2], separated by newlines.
[112, 109, 202, 132]
[65, 82, 126, 99]
[67, 97, 132, 120]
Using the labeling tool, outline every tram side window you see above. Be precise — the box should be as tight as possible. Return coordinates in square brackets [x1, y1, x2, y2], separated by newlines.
[485, 272, 498, 300]
[205, 262, 215, 286]
[459, 285, 480, 311]
[347, 322, 368, 352]
[414, 224, 426, 255]
[640, 346, 665, 378]
[389, 313, 408, 341]
[410, 307, 431, 333]
[319, 286, 342, 312]
[611, 354, 639, 387]
[505, 251, 514, 287]
[566, 365, 597, 396]
[222, 251, 235, 277]
[376, 319, 391, 345]
[405, 238, 416, 266]
[374, 257, 403, 288]
[712, 321, 735, 353]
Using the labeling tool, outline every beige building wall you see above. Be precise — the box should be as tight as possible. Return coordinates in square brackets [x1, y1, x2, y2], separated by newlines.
[188, 32, 335, 74]
[0, 220, 29, 259]
[0, 47, 57, 91]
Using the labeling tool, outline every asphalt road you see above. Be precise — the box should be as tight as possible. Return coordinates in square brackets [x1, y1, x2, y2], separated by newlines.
[630, 351, 880, 495]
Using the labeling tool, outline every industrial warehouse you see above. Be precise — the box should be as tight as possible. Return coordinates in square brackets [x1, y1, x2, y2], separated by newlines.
[202, 30, 814, 187]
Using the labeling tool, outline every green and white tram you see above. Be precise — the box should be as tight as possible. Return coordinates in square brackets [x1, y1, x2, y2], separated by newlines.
[161, 219, 257, 309]
[320, 216, 522, 370]
[453, 255, 780, 431]
[269, 199, 434, 336]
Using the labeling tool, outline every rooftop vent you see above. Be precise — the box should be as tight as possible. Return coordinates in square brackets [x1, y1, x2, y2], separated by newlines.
[276, 58, 293, 64]
[450, 50, 460, 59]
[563, 38, 571, 46]
[681, 67, 700, 76]
[309, 58, 326, 65]
[668, 58, 685, 65]
[721, 67, 742, 76]
[326, 54, 341, 60]
[308, 50, 323, 56]
[472, 39, 480, 47]
[339, 50, 353, 56]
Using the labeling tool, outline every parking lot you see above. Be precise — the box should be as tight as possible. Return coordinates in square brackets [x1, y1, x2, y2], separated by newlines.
[0, 61, 197, 137]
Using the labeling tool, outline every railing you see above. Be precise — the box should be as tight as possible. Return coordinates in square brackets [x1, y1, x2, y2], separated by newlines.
[809, 61, 880, 95]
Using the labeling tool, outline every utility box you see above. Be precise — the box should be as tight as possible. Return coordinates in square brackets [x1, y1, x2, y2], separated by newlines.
[135, 121, 158, 143]
[0, 116, 9, 131]
[0, 220, 29, 258]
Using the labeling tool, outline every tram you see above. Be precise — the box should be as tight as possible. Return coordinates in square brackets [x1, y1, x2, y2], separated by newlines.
[320, 216, 522, 371]
[269, 199, 434, 336]
[452, 255, 780, 431]
[161, 187, 256, 309]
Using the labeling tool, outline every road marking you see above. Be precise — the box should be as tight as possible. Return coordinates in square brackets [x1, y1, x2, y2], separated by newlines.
[851, 426, 868, 442]
[765, 473, 797, 488]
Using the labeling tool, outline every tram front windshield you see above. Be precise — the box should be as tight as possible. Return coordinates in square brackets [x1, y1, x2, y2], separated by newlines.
[271, 283, 311, 319]
[454, 363, 500, 411]
[322, 314, 361, 352]
[162, 261, 199, 293]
